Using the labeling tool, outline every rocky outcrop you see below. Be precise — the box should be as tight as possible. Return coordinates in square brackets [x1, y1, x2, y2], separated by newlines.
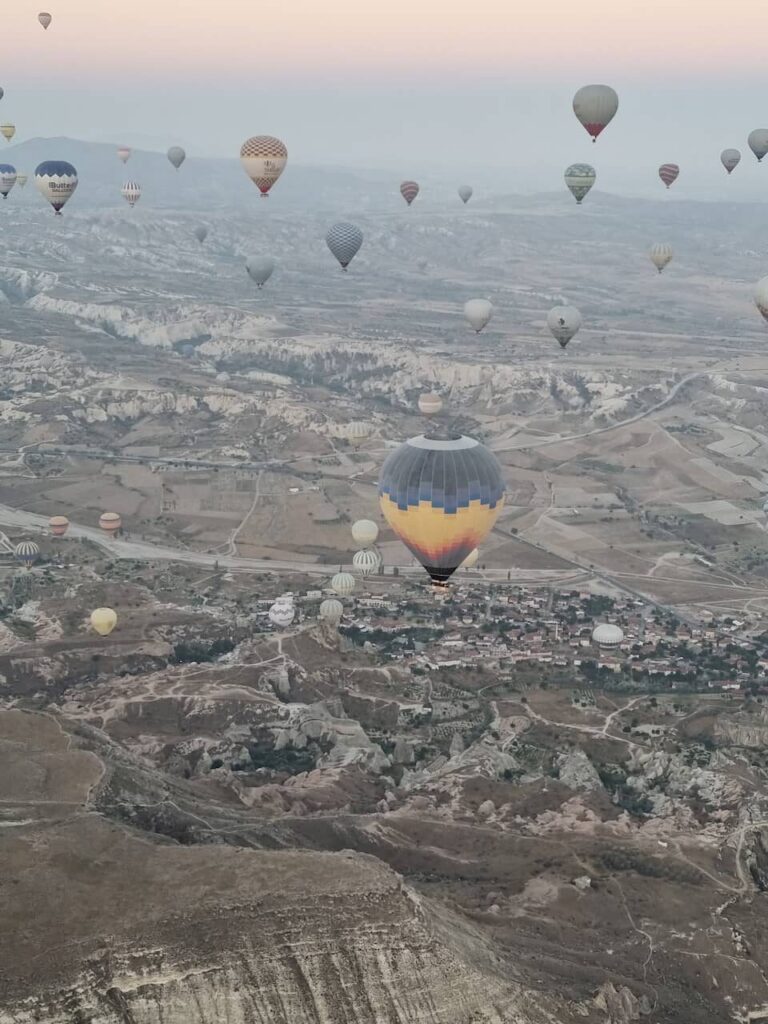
[556, 749, 603, 792]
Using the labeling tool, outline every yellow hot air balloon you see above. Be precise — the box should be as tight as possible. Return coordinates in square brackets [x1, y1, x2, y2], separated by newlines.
[379, 434, 505, 586]
[90, 608, 117, 636]
[1, 124, 16, 143]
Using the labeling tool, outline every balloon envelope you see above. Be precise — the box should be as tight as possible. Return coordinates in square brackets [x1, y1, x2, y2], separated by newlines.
[351, 519, 379, 546]
[754, 276, 768, 322]
[547, 305, 582, 348]
[458, 185, 473, 204]
[240, 136, 287, 195]
[121, 181, 141, 207]
[245, 256, 275, 288]
[0, 164, 17, 198]
[418, 392, 443, 416]
[721, 149, 741, 174]
[649, 244, 673, 274]
[14, 541, 39, 567]
[749, 130, 768, 162]
[331, 572, 355, 596]
[117, 146, 131, 164]
[326, 222, 363, 270]
[564, 163, 595, 204]
[38, 12, 52, 29]
[400, 180, 419, 205]
[99, 511, 122, 534]
[319, 598, 343, 626]
[35, 161, 78, 214]
[167, 146, 186, 169]
[194, 225, 208, 243]
[659, 164, 679, 188]
[91, 608, 117, 636]
[464, 299, 493, 333]
[353, 549, 381, 576]
[269, 600, 294, 628]
[572, 84, 618, 141]
[1, 124, 16, 142]
[48, 515, 69, 537]
[379, 434, 505, 585]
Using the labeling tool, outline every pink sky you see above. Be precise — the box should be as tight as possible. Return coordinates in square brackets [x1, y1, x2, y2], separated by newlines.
[3, 0, 766, 79]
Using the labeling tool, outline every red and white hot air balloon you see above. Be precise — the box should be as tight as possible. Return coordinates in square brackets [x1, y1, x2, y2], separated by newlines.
[240, 136, 287, 196]
[117, 146, 131, 164]
[400, 180, 419, 206]
[659, 163, 679, 189]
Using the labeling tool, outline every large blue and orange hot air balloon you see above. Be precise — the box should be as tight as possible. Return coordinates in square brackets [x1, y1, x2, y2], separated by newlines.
[378, 433, 505, 585]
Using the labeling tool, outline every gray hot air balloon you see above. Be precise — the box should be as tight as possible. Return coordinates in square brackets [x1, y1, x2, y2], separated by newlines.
[721, 149, 741, 174]
[194, 225, 208, 244]
[564, 163, 596, 205]
[754, 276, 768, 323]
[547, 305, 582, 348]
[458, 185, 473, 204]
[0, 88, 4, 101]
[572, 85, 618, 142]
[167, 146, 186, 170]
[464, 299, 493, 333]
[749, 130, 768, 163]
[246, 256, 275, 288]
[326, 222, 363, 271]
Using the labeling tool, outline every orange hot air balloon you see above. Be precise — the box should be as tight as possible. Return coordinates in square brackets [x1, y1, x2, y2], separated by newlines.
[99, 511, 122, 537]
[48, 515, 69, 537]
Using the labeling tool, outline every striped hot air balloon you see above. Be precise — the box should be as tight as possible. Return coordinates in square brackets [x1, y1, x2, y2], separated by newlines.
[400, 180, 419, 206]
[121, 181, 141, 207]
[14, 541, 40, 568]
[99, 511, 122, 536]
[378, 433, 505, 586]
[659, 163, 679, 189]
[240, 136, 287, 196]
[353, 549, 381, 576]
[48, 515, 69, 537]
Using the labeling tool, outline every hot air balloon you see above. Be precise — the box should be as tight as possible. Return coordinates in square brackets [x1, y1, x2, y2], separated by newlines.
[246, 256, 274, 288]
[754, 276, 768, 323]
[35, 161, 78, 215]
[721, 149, 741, 174]
[0, 164, 17, 199]
[351, 519, 379, 546]
[167, 146, 185, 170]
[99, 511, 122, 537]
[331, 572, 355, 596]
[16, 174, 27, 188]
[319, 598, 343, 626]
[194, 225, 208, 244]
[0, 88, 4, 101]
[38, 12, 52, 29]
[269, 598, 295, 628]
[460, 548, 479, 569]
[749, 130, 768, 163]
[240, 136, 287, 196]
[117, 146, 131, 164]
[400, 180, 419, 206]
[564, 164, 595, 205]
[90, 608, 117, 636]
[48, 515, 69, 537]
[547, 305, 582, 348]
[659, 164, 679, 189]
[458, 185, 473, 204]
[121, 181, 141, 207]
[346, 420, 371, 445]
[418, 392, 443, 416]
[14, 541, 39, 568]
[1, 124, 15, 143]
[464, 299, 493, 333]
[326, 222, 363, 270]
[649, 244, 673, 274]
[572, 85, 618, 142]
[353, 549, 381, 576]
[379, 433, 505, 586]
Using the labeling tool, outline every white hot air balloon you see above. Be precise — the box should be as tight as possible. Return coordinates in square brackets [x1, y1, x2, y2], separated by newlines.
[331, 572, 355, 596]
[167, 146, 186, 170]
[547, 305, 583, 348]
[749, 130, 768, 163]
[353, 548, 381, 576]
[35, 161, 78, 215]
[721, 149, 741, 174]
[418, 392, 443, 416]
[649, 244, 673, 274]
[120, 181, 141, 207]
[246, 256, 275, 288]
[1, 124, 16, 143]
[572, 85, 619, 142]
[351, 519, 379, 546]
[319, 598, 343, 626]
[458, 185, 473, 204]
[194, 225, 208, 244]
[464, 299, 493, 333]
[240, 136, 287, 195]
[754, 276, 768, 323]
[326, 222, 363, 270]
[564, 163, 596, 204]
[0, 164, 17, 199]
[117, 146, 131, 164]
[346, 420, 371, 445]
[269, 598, 295, 628]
